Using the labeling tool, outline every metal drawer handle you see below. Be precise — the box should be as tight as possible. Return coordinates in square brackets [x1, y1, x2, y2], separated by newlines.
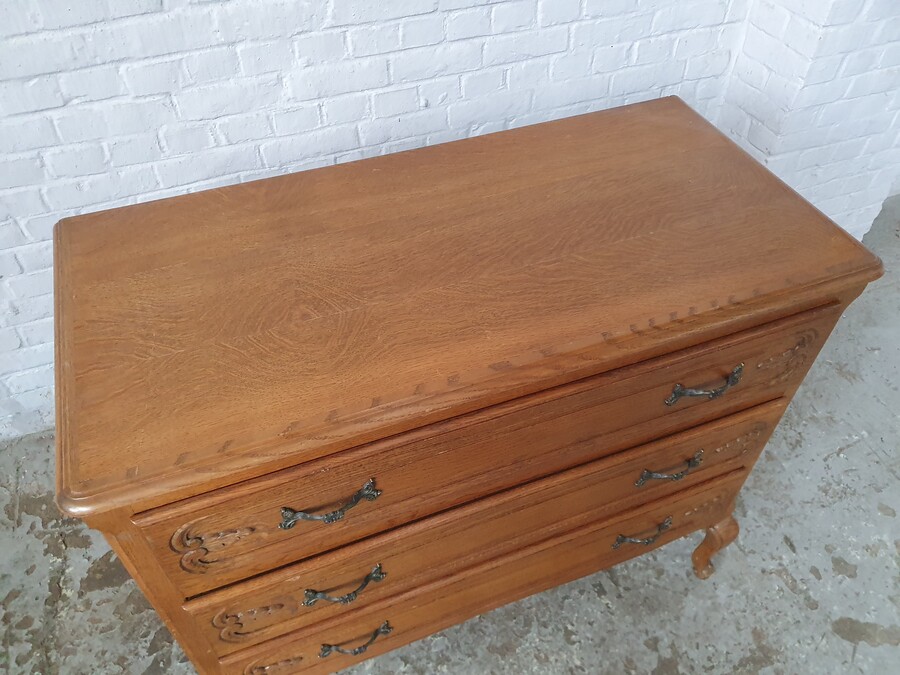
[304, 564, 387, 607]
[612, 516, 673, 549]
[635, 450, 704, 487]
[279, 478, 382, 530]
[319, 620, 392, 658]
[664, 363, 744, 406]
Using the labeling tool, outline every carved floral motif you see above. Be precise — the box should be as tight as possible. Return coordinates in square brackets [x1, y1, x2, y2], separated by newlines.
[212, 601, 296, 642]
[243, 655, 305, 675]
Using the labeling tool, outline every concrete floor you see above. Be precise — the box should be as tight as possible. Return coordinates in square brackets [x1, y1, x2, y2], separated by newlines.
[2, 198, 899, 675]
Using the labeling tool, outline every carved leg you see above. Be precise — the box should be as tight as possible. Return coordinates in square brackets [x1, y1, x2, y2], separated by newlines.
[692, 514, 740, 579]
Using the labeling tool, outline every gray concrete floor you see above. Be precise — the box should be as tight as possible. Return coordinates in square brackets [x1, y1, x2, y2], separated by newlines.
[2, 198, 899, 675]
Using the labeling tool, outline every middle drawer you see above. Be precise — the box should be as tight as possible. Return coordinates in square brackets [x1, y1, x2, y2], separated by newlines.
[185, 400, 785, 656]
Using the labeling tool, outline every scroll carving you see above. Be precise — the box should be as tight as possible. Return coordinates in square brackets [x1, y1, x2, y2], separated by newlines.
[243, 655, 304, 675]
[212, 601, 294, 642]
[169, 522, 258, 574]
[756, 329, 818, 385]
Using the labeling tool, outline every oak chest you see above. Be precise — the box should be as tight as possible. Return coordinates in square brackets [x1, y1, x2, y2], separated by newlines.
[54, 98, 882, 674]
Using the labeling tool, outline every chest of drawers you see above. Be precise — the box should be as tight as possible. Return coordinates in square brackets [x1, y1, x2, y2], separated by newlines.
[54, 97, 881, 674]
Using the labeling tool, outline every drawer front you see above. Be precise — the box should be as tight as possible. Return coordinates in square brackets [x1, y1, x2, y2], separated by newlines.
[136, 303, 840, 597]
[220, 472, 745, 675]
[188, 401, 785, 655]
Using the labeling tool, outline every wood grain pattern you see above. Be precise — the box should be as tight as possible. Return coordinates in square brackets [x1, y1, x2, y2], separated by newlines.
[187, 401, 786, 656]
[54, 97, 882, 517]
[136, 303, 839, 597]
[218, 473, 746, 675]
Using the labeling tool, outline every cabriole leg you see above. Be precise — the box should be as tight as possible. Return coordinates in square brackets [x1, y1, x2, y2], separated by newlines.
[692, 514, 740, 579]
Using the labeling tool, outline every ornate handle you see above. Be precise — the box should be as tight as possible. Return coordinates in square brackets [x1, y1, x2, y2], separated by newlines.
[319, 620, 392, 658]
[279, 479, 382, 530]
[664, 363, 744, 406]
[612, 516, 673, 549]
[304, 564, 387, 607]
[634, 451, 704, 487]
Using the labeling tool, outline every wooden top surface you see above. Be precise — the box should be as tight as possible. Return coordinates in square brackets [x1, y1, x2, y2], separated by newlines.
[55, 97, 881, 516]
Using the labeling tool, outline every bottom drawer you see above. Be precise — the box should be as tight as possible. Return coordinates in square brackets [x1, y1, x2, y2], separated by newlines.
[221, 472, 744, 675]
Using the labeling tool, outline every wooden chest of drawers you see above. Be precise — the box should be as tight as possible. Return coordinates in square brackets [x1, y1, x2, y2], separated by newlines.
[54, 98, 881, 674]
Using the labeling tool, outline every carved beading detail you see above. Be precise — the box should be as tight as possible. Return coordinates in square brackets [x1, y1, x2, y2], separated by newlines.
[756, 329, 819, 385]
[169, 522, 258, 574]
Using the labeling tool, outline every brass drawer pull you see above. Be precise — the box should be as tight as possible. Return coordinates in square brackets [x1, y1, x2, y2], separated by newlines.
[664, 363, 744, 406]
[612, 516, 673, 549]
[279, 478, 382, 530]
[304, 564, 387, 607]
[635, 450, 704, 487]
[320, 620, 392, 658]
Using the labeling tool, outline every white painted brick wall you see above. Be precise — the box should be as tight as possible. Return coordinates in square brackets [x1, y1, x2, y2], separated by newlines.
[0, 0, 896, 440]
[718, 0, 899, 239]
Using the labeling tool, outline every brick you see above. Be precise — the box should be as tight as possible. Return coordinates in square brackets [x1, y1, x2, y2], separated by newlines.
[0, 250, 21, 278]
[360, 108, 447, 145]
[0, 2, 41, 37]
[0, 328, 21, 352]
[163, 126, 217, 155]
[0, 158, 44, 190]
[685, 52, 730, 79]
[533, 75, 610, 109]
[59, 66, 127, 101]
[4, 269, 52, 299]
[461, 70, 505, 98]
[350, 25, 401, 56]
[373, 88, 419, 117]
[19, 215, 57, 242]
[538, 0, 581, 26]
[0, 190, 44, 224]
[507, 59, 551, 90]
[0, 77, 65, 115]
[272, 106, 320, 135]
[0, 344, 53, 377]
[572, 17, 649, 49]
[216, 0, 324, 41]
[400, 15, 445, 48]
[634, 36, 677, 65]
[290, 59, 388, 99]
[44, 144, 107, 177]
[217, 113, 274, 143]
[0, 295, 53, 329]
[294, 32, 347, 64]
[0, 116, 58, 155]
[42, 166, 160, 209]
[0, 221, 28, 249]
[609, 61, 686, 96]
[447, 8, 492, 40]
[184, 48, 242, 84]
[122, 59, 186, 96]
[491, 1, 535, 32]
[106, 0, 165, 20]
[449, 90, 531, 128]
[177, 76, 282, 119]
[593, 43, 632, 73]
[551, 52, 593, 80]
[392, 43, 482, 82]
[35, 0, 109, 29]
[238, 41, 295, 75]
[155, 146, 261, 188]
[108, 134, 164, 167]
[484, 28, 568, 66]
[3, 365, 54, 394]
[331, 0, 438, 25]
[260, 126, 360, 166]
[322, 94, 369, 124]
[584, 0, 639, 18]
[418, 76, 462, 107]
[0, 31, 91, 79]
[11, 241, 52, 273]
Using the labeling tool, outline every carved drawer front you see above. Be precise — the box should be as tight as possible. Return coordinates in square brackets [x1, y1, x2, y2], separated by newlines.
[218, 472, 745, 675]
[134, 302, 840, 598]
[187, 401, 785, 656]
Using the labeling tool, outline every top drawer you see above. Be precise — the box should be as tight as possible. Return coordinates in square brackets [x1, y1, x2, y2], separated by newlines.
[135, 303, 841, 597]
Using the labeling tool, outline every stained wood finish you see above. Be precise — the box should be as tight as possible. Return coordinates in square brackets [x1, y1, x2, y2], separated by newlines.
[54, 97, 882, 517]
[187, 401, 785, 655]
[219, 474, 744, 675]
[137, 304, 837, 597]
[54, 98, 882, 675]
